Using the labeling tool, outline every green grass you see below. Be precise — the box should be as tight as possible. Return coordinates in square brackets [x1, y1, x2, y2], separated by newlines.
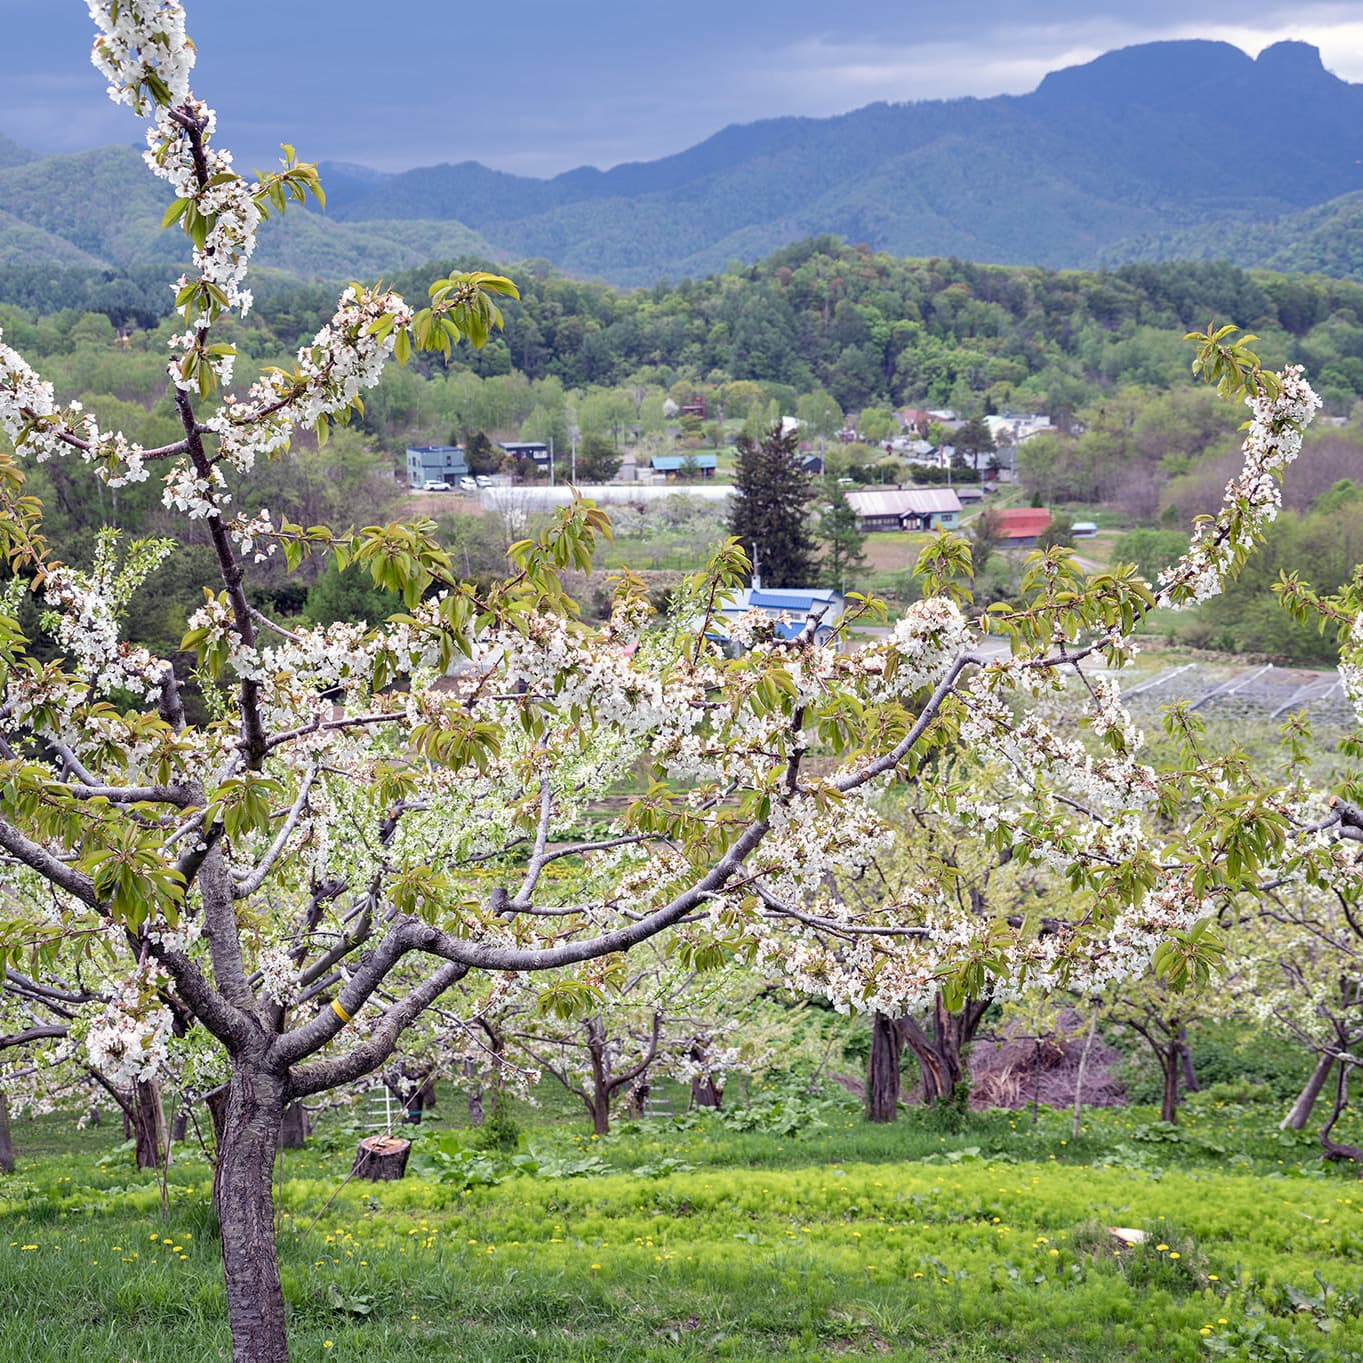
[2, 1093, 1362, 1362]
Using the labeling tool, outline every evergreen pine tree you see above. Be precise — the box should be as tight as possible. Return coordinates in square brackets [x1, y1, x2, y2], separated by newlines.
[815, 480, 869, 593]
[728, 422, 818, 587]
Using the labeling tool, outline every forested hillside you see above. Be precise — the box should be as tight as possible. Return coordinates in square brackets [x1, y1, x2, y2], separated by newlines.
[1103, 190, 1363, 281]
[0, 146, 496, 277]
[8, 243, 1363, 413]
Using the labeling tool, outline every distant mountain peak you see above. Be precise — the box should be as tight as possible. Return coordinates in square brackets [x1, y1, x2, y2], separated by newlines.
[1034, 39, 1253, 104]
[1255, 40, 1331, 81]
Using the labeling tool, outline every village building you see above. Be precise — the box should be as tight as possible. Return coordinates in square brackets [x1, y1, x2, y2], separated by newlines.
[650, 453, 718, 479]
[405, 444, 468, 488]
[846, 487, 962, 533]
[498, 441, 551, 468]
[991, 507, 1053, 548]
[709, 585, 846, 651]
[984, 412, 1054, 445]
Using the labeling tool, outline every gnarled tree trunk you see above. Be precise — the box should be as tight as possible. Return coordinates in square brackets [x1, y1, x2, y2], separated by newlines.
[214, 1066, 288, 1363]
[902, 994, 988, 1105]
[865, 1012, 902, 1122]
[0, 1091, 14, 1174]
[1282, 1052, 1336, 1131]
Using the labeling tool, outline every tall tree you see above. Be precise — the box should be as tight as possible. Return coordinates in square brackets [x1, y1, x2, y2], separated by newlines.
[954, 416, 996, 473]
[728, 422, 817, 586]
[815, 480, 868, 593]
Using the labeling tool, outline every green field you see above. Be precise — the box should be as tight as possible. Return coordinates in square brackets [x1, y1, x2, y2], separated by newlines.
[2, 1090, 1360, 1362]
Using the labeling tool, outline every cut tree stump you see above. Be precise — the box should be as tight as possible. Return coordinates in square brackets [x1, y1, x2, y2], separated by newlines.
[351, 1135, 411, 1181]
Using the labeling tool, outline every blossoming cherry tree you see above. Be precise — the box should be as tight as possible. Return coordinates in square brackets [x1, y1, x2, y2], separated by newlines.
[0, 6, 1343, 1362]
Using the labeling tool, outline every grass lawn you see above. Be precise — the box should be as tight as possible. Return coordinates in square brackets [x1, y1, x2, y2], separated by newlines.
[2, 1090, 1361, 1362]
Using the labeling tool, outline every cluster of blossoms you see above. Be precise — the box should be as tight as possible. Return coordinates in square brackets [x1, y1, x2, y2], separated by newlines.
[227, 508, 278, 563]
[886, 595, 975, 693]
[40, 535, 173, 698]
[0, 335, 156, 487]
[256, 948, 299, 1009]
[757, 788, 891, 906]
[147, 103, 259, 329]
[1157, 364, 1321, 608]
[86, 0, 194, 112]
[84, 971, 175, 1088]
[206, 287, 414, 472]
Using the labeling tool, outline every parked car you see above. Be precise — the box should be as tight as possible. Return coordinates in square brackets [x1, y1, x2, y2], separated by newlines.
[474, 475, 493, 488]
[459, 477, 479, 492]
[421, 479, 451, 492]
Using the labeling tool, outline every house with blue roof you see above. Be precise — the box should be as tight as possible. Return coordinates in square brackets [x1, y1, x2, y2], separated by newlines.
[706, 583, 846, 652]
[651, 453, 717, 479]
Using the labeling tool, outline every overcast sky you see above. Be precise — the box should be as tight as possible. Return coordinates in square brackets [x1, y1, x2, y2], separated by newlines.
[1, 1, 1361, 177]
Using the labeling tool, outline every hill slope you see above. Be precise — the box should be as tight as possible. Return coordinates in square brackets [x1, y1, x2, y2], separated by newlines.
[0, 147, 497, 280]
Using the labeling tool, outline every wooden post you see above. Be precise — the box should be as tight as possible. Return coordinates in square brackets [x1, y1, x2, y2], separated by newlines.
[351, 1134, 411, 1181]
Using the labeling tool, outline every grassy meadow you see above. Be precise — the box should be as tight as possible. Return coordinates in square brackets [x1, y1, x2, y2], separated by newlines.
[2, 1084, 1361, 1362]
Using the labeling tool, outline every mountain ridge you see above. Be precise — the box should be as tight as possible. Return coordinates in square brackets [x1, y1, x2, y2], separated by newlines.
[2, 38, 1362, 287]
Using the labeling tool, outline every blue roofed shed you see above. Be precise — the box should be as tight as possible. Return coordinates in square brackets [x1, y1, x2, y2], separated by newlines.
[651, 453, 717, 478]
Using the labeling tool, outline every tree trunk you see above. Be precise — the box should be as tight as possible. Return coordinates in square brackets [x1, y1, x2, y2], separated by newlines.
[214, 1067, 289, 1363]
[171, 1106, 188, 1144]
[690, 1074, 723, 1109]
[0, 1091, 15, 1174]
[865, 1012, 903, 1122]
[590, 1088, 611, 1136]
[586, 1016, 611, 1136]
[1320, 1061, 1363, 1163]
[1072, 1011, 1098, 1140]
[279, 1102, 310, 1149]
[903, 994, 985, 1106]
[400, 1076, 436, 1124]
[132, 1079, 167, 1170]
[1282, 1052, 1336, 1131]
[1177, 1027, 1199, 1093]
[1160, 1049, 1180, 1124]
[463, 1058, 484, 1126]
[688, 1040, 723, 1110]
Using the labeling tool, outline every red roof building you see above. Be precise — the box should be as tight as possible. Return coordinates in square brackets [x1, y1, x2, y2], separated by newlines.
[992, 508, 1052, 546]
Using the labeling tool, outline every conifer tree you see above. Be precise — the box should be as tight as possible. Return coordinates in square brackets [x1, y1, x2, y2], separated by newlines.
[728, 422, 817, 586]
